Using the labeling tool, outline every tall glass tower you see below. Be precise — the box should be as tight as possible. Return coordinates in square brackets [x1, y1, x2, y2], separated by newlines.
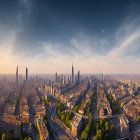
[72, 64, 74, 83]
[26, 67, 28, 82]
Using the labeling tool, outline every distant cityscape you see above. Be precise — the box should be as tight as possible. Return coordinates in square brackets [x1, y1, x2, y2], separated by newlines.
[0, 64, 139, 140]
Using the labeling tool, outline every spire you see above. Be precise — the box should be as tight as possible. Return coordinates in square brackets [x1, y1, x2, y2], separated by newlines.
[26, 67, 28, 82]
[16, 65, 18, 86]
[72, 63, 74, 83]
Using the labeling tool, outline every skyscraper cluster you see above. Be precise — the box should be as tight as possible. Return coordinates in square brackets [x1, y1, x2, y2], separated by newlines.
[16, 66, 28, 85]
[71, 64, 80, 84]
[54, 64, 80, 87]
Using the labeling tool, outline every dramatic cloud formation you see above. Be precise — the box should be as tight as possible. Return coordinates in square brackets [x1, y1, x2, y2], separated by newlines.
[0, 0, 140, 74]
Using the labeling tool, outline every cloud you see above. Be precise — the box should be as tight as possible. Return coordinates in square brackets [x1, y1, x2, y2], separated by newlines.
[0, 24, 19, 73]
[30, 14, 140, 74]
[106, 15, 140, 65]
[19, 0, 33, 14]
[1, 1, 140, 74]
[18, 0, 33, 24]
[108, 30, 140, 59]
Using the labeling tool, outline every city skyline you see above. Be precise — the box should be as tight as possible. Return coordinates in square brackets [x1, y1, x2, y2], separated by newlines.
[0, 0, 140, 74]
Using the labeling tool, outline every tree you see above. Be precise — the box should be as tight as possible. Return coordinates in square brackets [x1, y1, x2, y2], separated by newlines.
[94, 96, 96, 102]
[74, 105, 79, 112]
[66, 116, 69, 125]
[60, 111, 64, 116]
[97, 129, 102, 140]
[68, 111, 73, 120]
[68, 120, 71, 128]
[105, 126, 109, 133]
[89, 117, 93, 125]
[1, 133, 6, 140]
[100, 119, 105, 128]
[94, 135, 99, 140]
[58, 109, 61, 115]
[46, 99, 49, 105]
[89, 113, 92, 117]
[112, 99, 115, 104]
[42, 97, 45, 101]
[7, 133, 13, 140]
[105, 121, 109, 128]
[84, 132, 88, 140]
[58, 101, 64, 111]
[136, 116, 140, 125]
[81, 131, 85, 140]
[44, 120, 47, 125]
[85, 126, 90, 134]
[96, 123, 100, 131]
[87, 106, 91, 116]
[104, 134, 109, 140]
[118, 101, 121, 107]
[89, 100, 92, 105]
[61, 114, 66, 124]
[111, 124, 115, 139]
[111, 124, 115, 133]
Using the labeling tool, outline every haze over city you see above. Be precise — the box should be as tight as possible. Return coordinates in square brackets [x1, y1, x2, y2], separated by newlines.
[0, 0, 140, 74]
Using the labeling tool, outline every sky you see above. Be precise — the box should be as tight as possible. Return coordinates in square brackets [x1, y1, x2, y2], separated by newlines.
[0, 0, 140, 74]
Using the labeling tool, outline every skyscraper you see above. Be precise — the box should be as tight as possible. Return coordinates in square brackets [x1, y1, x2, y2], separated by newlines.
[72, 64, 74, 83]
[78, 70, 80, 83]
[16, 66, 18, 86]
[26, 67, 28, 82]
[55, 72, 57, 82]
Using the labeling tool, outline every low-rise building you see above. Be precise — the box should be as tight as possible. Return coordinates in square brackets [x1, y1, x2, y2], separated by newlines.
[78, 103, 86, 115]
[119, 115, 129, 138]
[0, 113, 21, 138]
[22, 105, 29, 124]
[36, 118, 49, 140]
[71, 115, 82, 137]
[33, 103, 46, 117]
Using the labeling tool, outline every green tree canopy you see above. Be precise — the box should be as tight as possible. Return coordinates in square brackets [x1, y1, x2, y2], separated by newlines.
[136, 116, 140, 125]
[100, 119, 105, 128]
[111, 124, 115, 133]
[105, 121, 109, 128]
[28, 137, 32, 140]
[1, 133, 6, 140]
[96, 123, 100, 131]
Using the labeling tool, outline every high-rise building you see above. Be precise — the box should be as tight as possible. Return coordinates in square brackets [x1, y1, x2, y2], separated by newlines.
[26, 67, 28, 82]
[16, 66, 18, 86]
[63, 76, 66, 85]
[55, 72, 57, 82]
[60, 74, 63, 88]
[51, 81, 53, 95]
[72, 64, 74, 83]
[78, 70, 80, 83]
